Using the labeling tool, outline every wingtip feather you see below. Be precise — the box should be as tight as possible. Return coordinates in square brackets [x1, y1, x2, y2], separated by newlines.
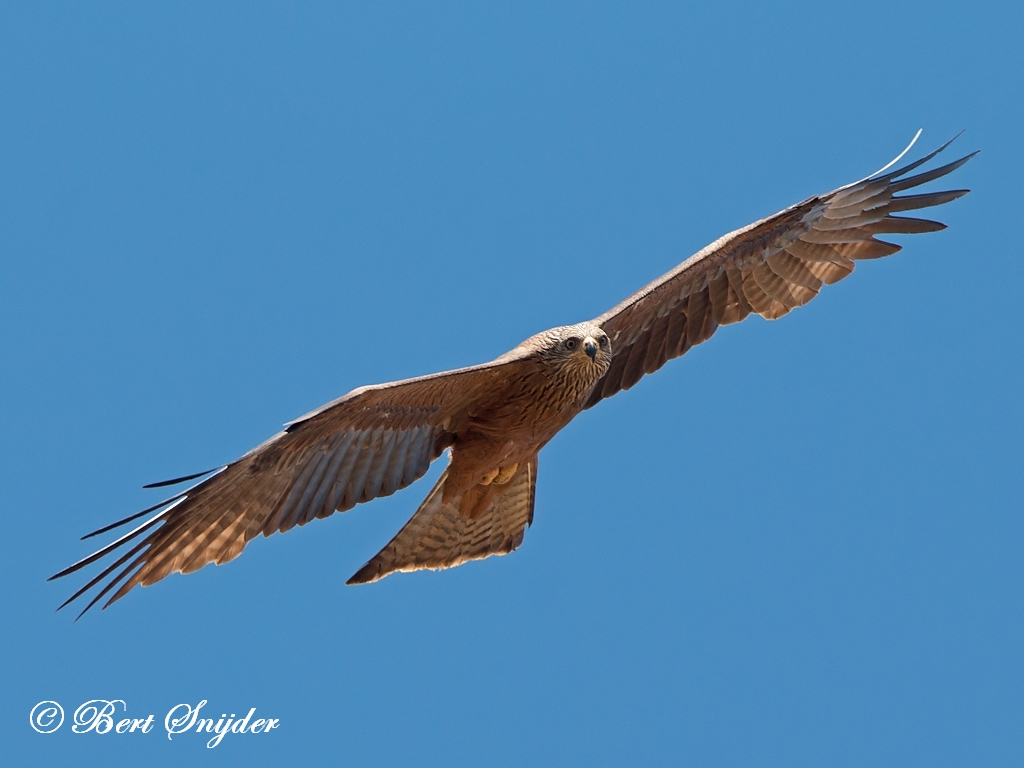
[142, 466, 221, 489]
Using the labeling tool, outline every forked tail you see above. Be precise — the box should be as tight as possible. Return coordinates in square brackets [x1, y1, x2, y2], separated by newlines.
[347, 456, 538, 584]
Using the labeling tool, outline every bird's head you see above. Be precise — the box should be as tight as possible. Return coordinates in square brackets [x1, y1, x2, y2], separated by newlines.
[532, 323, 613, 378]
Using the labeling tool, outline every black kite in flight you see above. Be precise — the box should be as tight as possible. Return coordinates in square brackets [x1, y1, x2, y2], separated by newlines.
[52, 132, 974, 617]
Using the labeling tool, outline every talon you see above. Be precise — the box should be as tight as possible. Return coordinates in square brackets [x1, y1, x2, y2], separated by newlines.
[480, 468, 499, 486]
[493, 463, 518, 484]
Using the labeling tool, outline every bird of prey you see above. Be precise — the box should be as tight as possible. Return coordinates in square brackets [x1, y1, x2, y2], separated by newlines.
[51, 132, 974, 618]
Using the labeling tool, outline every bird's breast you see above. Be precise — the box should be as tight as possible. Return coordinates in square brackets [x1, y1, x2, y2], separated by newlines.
[447, 364, 599, 494]
[470, 367, 594, 445]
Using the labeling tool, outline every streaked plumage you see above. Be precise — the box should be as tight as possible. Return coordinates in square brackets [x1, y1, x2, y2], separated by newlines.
[51, 132, 974, 618]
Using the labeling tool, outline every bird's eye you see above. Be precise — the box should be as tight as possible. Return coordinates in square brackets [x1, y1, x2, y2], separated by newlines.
[599, 336, 609, 348]
[564, 338, 578, 350]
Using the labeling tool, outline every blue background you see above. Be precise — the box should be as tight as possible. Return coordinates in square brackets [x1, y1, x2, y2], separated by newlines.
[2, 2, 1021, 765]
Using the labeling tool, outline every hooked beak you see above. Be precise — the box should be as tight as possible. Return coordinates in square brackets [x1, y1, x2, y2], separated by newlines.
[584, 337, 598, 361]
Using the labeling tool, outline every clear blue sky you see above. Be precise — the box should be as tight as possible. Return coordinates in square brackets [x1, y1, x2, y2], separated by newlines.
[2, 2, 1021, 766]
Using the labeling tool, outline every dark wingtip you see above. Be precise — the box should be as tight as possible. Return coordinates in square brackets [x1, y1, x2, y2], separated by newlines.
[142, 466, 220, 489]
[49, 563, 82, 582]
[84, 467, 224, 540]
[879, 131, 973, 183]
[80, 505, 166, 541]
[79, 489, 190, 541]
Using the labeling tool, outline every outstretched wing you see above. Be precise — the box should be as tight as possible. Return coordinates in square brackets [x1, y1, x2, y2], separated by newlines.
[51, 353, 531, 618]
[585, 134, 975, 408]
[347, 456, 538, 585]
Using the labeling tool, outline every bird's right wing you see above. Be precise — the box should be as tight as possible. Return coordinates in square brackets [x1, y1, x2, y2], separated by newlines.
[50, 351, 533, 617]
[584, 133, 975, 408]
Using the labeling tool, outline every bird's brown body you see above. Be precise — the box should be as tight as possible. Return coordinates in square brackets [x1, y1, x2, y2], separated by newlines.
[445, 325, 612, 507]
[51, 133, 974, 617]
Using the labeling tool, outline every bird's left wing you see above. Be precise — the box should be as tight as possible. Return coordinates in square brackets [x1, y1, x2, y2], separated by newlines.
[50, 352, 531, 618]
[584, 134, 975, 408]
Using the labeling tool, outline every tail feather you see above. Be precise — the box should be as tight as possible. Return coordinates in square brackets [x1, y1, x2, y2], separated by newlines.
[347, 456, 538, 585]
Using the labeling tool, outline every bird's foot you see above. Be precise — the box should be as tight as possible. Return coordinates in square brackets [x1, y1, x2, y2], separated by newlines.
[480, 463, 518, 486]
[493, 463, 518, 484]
